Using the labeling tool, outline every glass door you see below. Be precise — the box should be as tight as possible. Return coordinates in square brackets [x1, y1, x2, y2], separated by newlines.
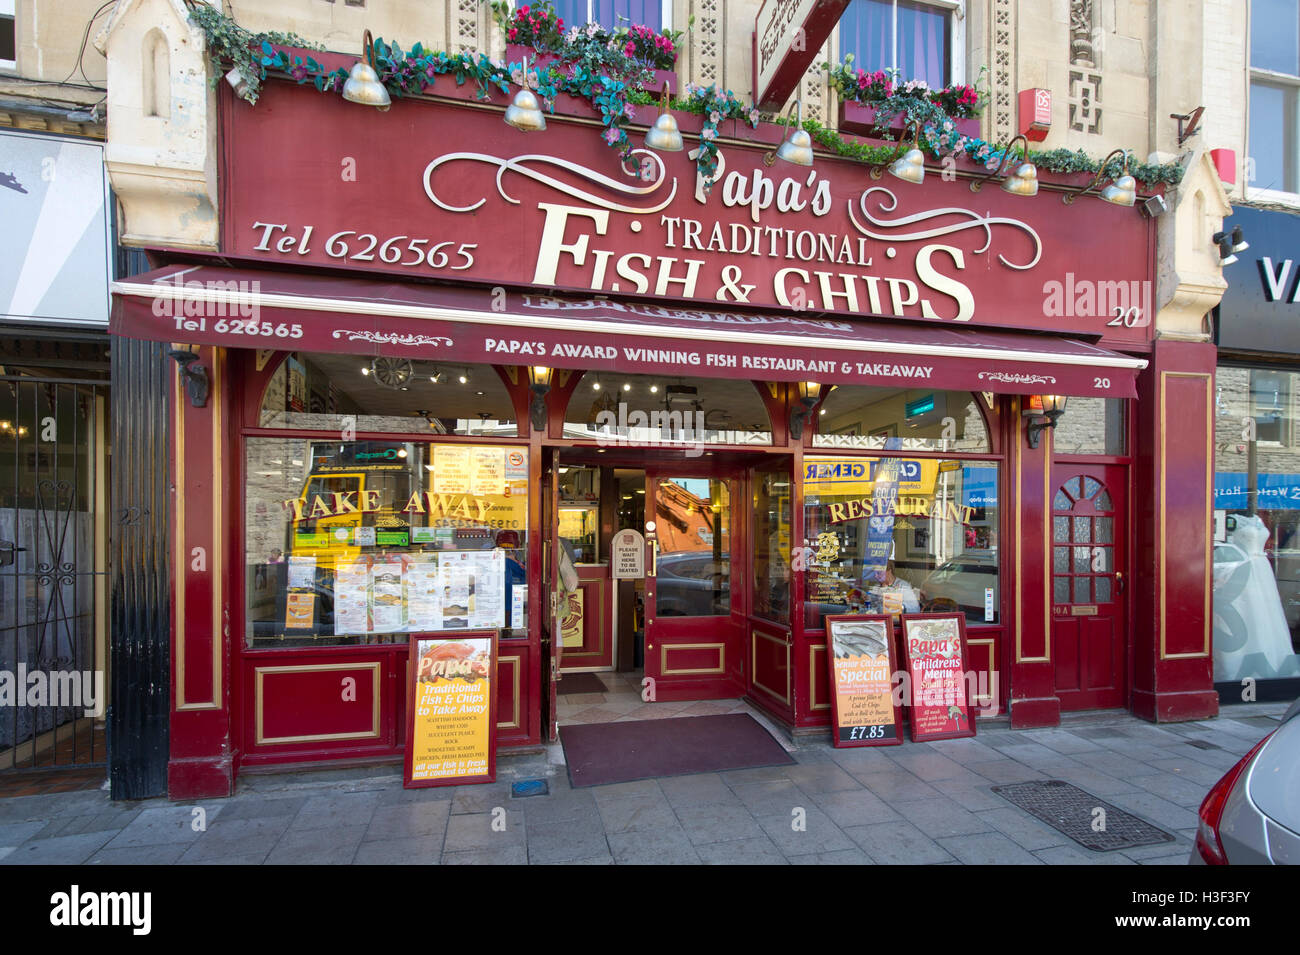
[643, 467, 745, 701]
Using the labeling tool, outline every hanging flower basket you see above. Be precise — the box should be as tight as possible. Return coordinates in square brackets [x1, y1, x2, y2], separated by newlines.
[506, 43, 676, 94]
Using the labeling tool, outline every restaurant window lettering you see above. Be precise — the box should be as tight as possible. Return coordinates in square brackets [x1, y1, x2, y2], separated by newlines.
[803, 455, 999, 629]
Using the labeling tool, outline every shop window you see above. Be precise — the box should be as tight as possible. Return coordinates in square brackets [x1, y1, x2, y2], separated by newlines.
[258, 353, 518, 437]
[1051, 397, 1126, 455]
[1248, 0, 1300, 193]
[563, 371, 771, 446]
[559, 466, 600, 563]
[837, 0, 960, 90]
[812, 386, 988, 452]
[552, 0, 666, 32]
[655, 476, 730, 616]
[244, 438, 529, 648]
[753, 466, 792, 625]
[803, 455, 998, 629]
[1213, 365, 1300, 682]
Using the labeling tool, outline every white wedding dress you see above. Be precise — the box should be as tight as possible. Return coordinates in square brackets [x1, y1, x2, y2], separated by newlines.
[1212, 515, 1298, 681]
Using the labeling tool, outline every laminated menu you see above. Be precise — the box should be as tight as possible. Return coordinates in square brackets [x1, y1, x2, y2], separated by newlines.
[825, 614, 903, 747]
[404, 555, 443, 631]
[405, 631, 497, 788]
[468, 550, 505, 628]
[334, 558, 370, 634]
[370, 560, 405, 633]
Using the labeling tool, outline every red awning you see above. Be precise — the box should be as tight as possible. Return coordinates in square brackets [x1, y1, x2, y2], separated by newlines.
[111, 263, 1146, 398]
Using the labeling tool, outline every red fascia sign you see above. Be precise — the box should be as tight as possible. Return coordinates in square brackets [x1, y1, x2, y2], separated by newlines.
[220, 82, 1156, 347]
[753, 0, 850, 110]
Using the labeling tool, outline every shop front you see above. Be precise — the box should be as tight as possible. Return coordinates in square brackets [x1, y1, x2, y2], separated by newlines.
[108, 72, 1211, 799]
[1213, 205, 1300, 702]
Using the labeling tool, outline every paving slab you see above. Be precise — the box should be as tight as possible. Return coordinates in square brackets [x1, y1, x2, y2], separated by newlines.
[1, 830, 119, 865]
[657, 773, 743, 809]
[937, 832, 1043, 865]
[675, 803, 765, 844]
[594, 793, 678, 834]
[606, 826, 701, 865]
[443, 810, 526, 851]
[288, 792, 381, 832]
[843, 820, 954, 865]
[365, 801, 451, 840]
[695, 836, 789, 865]
[525, 819, 612, 864]
[101, 805, 219, 849]
[265, 824, 367, 865]
[811, 788, 901, 828]
[973, 807, 1072, 851]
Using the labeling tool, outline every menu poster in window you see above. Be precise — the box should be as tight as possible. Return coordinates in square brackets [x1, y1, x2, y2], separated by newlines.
[468, 550, 505, 628]
[405, 631, 497, 788]
[334, 558, 370, 634]
[512, 584, 527, 630]
[432, 446, 472, 494]
[284, 591, 316, 630]
[470, 447, 505, 496]
[370, 560, 405, 633]
[441, 551, 474, 629]
[404, 555, 443, 631]
[824, 614, 903, 747]
[900, 613, 976, 742]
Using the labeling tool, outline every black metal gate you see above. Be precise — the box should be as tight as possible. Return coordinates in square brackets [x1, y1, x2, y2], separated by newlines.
[0, 375, 108, 772]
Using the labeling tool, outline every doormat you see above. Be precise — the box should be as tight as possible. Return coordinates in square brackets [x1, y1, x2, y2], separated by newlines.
[561, 714, 795, 788]
[992, 780, 1176, 851]
[557, 672, 608, 696]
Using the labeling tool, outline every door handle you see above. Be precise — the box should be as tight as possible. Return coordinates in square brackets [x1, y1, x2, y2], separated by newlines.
[1115, 571, 1125, 594]
[648, 539, 657, 577]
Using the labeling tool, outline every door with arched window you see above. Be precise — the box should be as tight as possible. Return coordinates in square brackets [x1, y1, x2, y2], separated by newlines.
[1051, 466, 1128, 710]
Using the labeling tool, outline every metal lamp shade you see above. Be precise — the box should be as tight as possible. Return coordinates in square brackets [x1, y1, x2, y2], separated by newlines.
[504, 88, 547, 132]
[1100, 173, 1136, 207]
[342, 61, 392, 109]
[775, 128, 815, 167]
[645, 111, 684, 152]
[1002, 161, 1039, 197]
[888, 147, 926, 184]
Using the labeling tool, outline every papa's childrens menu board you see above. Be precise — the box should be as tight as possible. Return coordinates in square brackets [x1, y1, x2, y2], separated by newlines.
[405, 631, 497, 787]
[333, 550, 507, 634]
[900, 613, 976, 742]
[825, 614, 902, 747]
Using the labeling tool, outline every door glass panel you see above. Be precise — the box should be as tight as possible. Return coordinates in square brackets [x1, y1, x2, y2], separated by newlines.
[1053, 547, 1068, 573]
[1072, 546, 1091, 572]
[1096, 516, 1113, 543]
[1094, 576, 1112, 602]
[1053, 490, 1072, 511]
[753, 468, 791, 624]
[1083, 476, 1101, 498]
[1053, 516, 1069, 542]
[655, 477, 730, 616]
[1074, 576, 1092, 603]
[1066, 477, 1081, 497]
[1054, 577, 1070, 603]
[1073, 516, 1091, 543]
[1093, 547, 1112, 572]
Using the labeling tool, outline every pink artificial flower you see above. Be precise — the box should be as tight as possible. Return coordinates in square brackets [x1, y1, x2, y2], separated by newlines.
[603, 127, 620, 145]
[508, 27, 517, 40]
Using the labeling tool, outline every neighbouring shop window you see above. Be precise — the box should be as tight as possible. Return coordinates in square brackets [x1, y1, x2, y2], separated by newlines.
[1212, 366, 1300, 682]
[753, 467, 792, 624]
[259, 353, 518, 437]
[245, 438, 529, 648]
[838, 0, 958, 90]
[564, 371, 771, 447]
[1051, 397, 1127, 455]
[803, 455, 999, 628]
[559, 466, 600, 563]
[654, 477, 730, 616]
[1249, 0, 1300, 192]
[813, 386, 989, 452]
[0, 0, 14, 69]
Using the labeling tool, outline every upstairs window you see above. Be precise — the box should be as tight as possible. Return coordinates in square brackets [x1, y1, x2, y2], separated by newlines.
[552, 0, 666, 32]
[1249, 0, 1300, 192]
[837, 0, 960, 90]
[0, 0, 16, 71]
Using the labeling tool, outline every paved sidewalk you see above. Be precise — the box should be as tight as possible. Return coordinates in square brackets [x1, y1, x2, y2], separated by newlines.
[0, 703, 1288, 865]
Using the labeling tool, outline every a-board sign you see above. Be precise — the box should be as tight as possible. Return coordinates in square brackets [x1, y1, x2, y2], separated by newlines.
[899, 613, 975, 742]
[404, 630, 498, 787]
[824, 614, 903, 747]
[611, 528, 646, 579]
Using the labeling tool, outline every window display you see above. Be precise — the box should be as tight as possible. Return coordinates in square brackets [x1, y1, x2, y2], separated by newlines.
[1212, 366, 1300, 682]
[803, 455, 999, 628]
[245, 438, 528, 647]
[813, 387, 990, 452]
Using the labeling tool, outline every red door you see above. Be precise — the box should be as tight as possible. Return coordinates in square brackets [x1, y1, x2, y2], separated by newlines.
[1051, 465, 1128, 710]
[644, 467, 746, 701]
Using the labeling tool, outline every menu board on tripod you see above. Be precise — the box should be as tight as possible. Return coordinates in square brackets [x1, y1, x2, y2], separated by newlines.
[900, 613, 976, 742]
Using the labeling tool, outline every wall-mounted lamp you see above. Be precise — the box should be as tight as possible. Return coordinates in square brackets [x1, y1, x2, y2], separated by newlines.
[764, 98, 814, 168]
[644, 83, 683, 152]
[871, 121, 925, 184]
[789, 380, 825, 440]
[169, 348, 209, 408]
[1024, 393, 1067, 448]
[1212, 226, 1248, 267]
[342, 30, 392, 111]
[528, 365, 552, 432]
[970, 134, 1038, 196]
[504, 56, 547, 132]
[1062, 148, 1135, 206]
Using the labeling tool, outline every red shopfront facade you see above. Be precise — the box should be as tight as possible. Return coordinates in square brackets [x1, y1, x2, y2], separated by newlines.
[110, 73, 1219, 800]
